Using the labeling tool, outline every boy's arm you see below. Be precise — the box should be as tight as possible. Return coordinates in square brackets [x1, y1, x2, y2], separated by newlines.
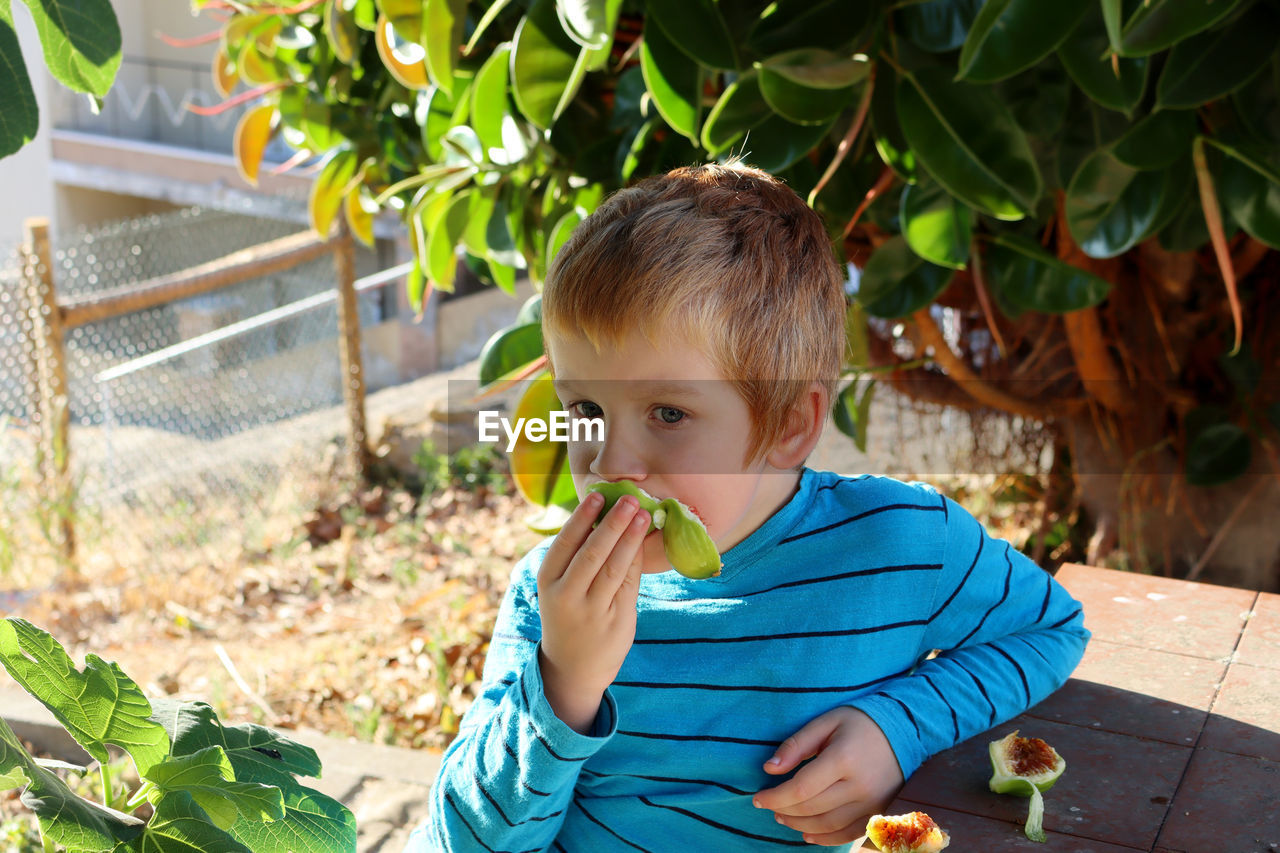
[404, 547, 617, 852]
[849, 493, 1090, 779]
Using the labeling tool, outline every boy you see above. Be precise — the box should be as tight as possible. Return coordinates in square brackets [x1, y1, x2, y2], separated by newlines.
[407, 163, 1089, 850]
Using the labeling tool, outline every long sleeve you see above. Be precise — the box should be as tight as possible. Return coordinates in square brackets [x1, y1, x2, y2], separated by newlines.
[849, 493, 1090, 778]
[404, 544, 618, 853]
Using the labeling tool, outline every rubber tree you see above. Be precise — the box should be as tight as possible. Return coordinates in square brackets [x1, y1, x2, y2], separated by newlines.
[191, 0, 1280, 588]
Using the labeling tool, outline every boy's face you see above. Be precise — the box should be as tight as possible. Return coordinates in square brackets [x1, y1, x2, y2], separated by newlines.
[547, 327, 802, 574]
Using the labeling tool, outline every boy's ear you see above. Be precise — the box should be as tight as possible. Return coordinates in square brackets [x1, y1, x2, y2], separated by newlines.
[766, 382, 829, 470]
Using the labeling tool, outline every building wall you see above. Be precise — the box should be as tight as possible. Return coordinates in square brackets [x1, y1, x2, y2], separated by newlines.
[0, 9, 55, 247]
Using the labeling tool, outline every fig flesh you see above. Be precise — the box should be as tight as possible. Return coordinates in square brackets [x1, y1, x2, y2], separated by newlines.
[863, 811, 950, 853]
[586, 480, 721, 579]
[988, 730, 1065, 843]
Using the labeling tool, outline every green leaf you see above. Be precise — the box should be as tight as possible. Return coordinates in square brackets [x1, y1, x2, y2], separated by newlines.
[1186, 422, 1252, 486]
[738, 111, 835, 174]
[0, 715, 145, 850]
[895, 67, 1042, 220]
[0, 0, 39, 159]
[748, 0, 871, 55]
[556, 0, 619, 50]
[897, 0, 985, 53]
[423, 0, 466, 98]
[857, 236, 954, 319]
[511, 0, 579, 131]
[701, 70, 769, 154]
[145, 747, 285, 831]
[427, 190, 476, 290]
[0, 618, 169, 777]
[471, 43, 513, 155]
[1111, 111, 1195, 170]
[1058, 8, 1148, 115]
[899, 177, 972, 270]
[833, 379, 876, 452]
[131, 790, 253, 853]
[756, 48, 866, 125]
[309, 149, 359, 236]
[151, 700, 322, 786]
[546, 208, 583, 268]
[1119, 0, 1244, 58]
[645, 0, 738, 70]
[226, 784, 355, 853]
[16, 0, 120, 96]
[487, 197, 525, 269]
[377, 0, 425, 44]
[1232, 55, 1280, 146]
[1155, 3, 1278, 110]
[323, 0, 360, 64]
[1157, 190, 1212, 252]
[1064, 149, 1180, 257]
[957, 0, 1091, 84]
[1209, 138, 1280, 249]
[983, 233, 1113, 314]
[871, 65, 917, 183]
[479, 322, 545, 387]
[406, 258, 429, 314]
[640, 17, 703, 142]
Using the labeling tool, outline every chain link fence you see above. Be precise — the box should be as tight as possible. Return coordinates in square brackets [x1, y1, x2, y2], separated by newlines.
[1, 208, 404, 579]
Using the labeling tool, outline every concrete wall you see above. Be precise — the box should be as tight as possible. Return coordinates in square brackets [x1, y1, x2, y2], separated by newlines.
[0, 9, 55, 246]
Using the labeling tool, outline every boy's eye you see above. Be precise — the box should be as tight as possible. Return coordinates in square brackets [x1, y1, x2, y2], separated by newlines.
[656, 406, 685, 424]
[570, 401, 603, 419]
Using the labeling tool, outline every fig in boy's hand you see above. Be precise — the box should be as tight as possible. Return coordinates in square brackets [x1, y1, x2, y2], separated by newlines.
[988, 730, 1066, 842]
[587, 480, 722, 579]
[863, 811, 950, 852]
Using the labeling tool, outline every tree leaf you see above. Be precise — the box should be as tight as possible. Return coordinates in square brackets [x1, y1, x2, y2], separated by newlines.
[639, 17, 703, 142]
[510, 372, 578, 509]
[1111, 110, 1195, 170]
[344, 185, 377, 247]
[308, 148, 359, 236]
[899, 177, 972, 270]
[895, 66, 1042, 220]
[957, 0, 1091, 84]
[1185, 422, 1251, 486]
[833, 379, 876, 452]
[128, 790, 253, 853]
[645, 0, 737, 70]
[1155, 3, 1277, 110]
[471, 43, 513, 153]
[145, 746, 285, 831]
[871, 65, 917, 183]
[511, 0, 578, 131]
[211, 44, 239, 98]
[857, 236, 954, 319]
[1065, 148, 1174, 257]
[0, 0, 39, 159]
[546, 208, 583, 268]
[983, 232, 1113, 313]
[1058, 7, 1148, 115]
[738, 111, 834, 174]
[896, 0, 985, 53]
[375, 14, 429, 90]
[1209, 137, 1280, 250]
[1119, 0, 1244, 57]
[323, 0, 360, 64]
[423, 0, 467, 98]
[747, 0, 871, 55]
[701, 70, 768, 154]
[16, 0, 120, 95]
[479, 322, 545, 388]
[0, 618, 169, 777]
[556, 0, 621, 50]
[756, 49, 863, 125]
[0, 715, 145, 850]
[233, 103, 276, 187]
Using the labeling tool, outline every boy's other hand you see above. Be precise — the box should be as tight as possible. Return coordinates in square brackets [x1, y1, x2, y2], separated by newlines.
[752, 706, 904, 846]
[538, 490, 650, 734]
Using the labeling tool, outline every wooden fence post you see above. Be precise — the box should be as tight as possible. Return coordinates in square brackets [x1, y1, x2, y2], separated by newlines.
[21, 217, 76, 569]
[333, 225, 369, 480]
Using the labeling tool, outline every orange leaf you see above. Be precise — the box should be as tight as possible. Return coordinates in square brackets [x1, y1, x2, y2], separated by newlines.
[310, 150, 359, 237]
[376, 15, 430, 90]
[344, 185, 376, 247]
[212, 44, 239, 98]
[234, 103, 276, 186]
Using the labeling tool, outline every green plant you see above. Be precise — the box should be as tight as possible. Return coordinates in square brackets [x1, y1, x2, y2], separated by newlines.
[413, 440, 510, 497]
[0, 617, 356, 852]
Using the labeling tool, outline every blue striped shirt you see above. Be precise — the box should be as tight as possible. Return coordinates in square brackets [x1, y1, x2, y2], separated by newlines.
[407, 469, 1090, 851]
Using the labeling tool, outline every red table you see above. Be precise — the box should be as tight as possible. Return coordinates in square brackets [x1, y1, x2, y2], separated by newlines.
[859, 563, 1280, 852]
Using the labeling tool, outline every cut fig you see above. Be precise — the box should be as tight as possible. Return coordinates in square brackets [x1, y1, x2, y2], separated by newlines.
[988, 730, 1065, 843]
[862, 811, 950, 853]
[586, 480, 721, 579]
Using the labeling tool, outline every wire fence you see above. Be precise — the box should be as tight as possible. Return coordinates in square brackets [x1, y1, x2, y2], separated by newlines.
[0, 208, 401, 579]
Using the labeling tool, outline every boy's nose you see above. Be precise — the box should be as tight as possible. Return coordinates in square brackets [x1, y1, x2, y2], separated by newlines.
[588, 429, 648, 483]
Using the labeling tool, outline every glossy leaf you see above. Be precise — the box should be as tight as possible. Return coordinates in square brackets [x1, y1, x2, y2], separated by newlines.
[701, 70, 768, 154]
[897, 0, 984, 53]
[896, 67, 1042, 220]
[479, 322, 544, 387]
[405, 257, 430, 314]
[983, 232, 1112, 314]
[833, 379, 877, 452]
[1111, 111, 1194, 170]
[757, 49, 864, 125]
[0, 7, 34, 158]
[427, 190, 475, 291]
[1155, 3, 1278, 110]
[211, 45, 239, 98]
[1065, 149, 1186, 258]
[957, 0, 1090, 84]
[17, 0, 121, 96]
[1232, 56, 1280, 145]
[511, 0, 578, 131]
[324, 0, 360, 64]
[1186, 422, 1251, 486]
[377, 0, 425, 43]
[376, 14, 430, 89]
[132, 791, 253, 852]
[557, 0, 615, 49]
[510, 372, 578, 509]
[1057, 9, 1148, 115]
[740, 112, 835, 174]
[144, 746, 284, 831]
[871, 65, 917, 183]
[423, 0, 467, 98]
[857, 236, 954, 319]
[640, 19, 703, 142]
[309, 149, 359, 236]
[471, 44, 512, 155]
[645, 0, 737, 70]
[547, 208, 583, 267]
[1119, 0, 1244, 57]
[233, 103, 275, 187]
[344, 185, 377, 247]
[1210, 138, 1280, 249]
[748, 0, 870, 55]
[899, 178, 972, 270]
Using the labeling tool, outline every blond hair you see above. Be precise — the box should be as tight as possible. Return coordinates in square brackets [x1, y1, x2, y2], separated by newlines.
[542, 162, 846, 462]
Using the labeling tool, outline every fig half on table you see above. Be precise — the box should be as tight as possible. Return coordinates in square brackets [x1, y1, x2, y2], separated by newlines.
[988, 729, 1066, 842]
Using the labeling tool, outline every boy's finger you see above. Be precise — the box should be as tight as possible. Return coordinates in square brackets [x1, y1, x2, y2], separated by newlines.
[754, 750, 842, 812]
[541, 491, 605, 584]
[763, 713, 841, 775]
[587, 509, 650, 603]
[561, 497, 638, 596]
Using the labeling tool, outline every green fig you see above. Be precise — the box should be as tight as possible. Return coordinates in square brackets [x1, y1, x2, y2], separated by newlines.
[584, 481, 721, 579]
[988, 730, 1065, 843]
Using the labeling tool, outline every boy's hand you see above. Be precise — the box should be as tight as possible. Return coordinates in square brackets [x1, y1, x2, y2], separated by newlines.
[537, 490, 651, 734]
[753, 706, 904, 846]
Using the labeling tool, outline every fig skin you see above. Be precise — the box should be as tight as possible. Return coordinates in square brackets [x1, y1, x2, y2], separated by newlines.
[585, 480, 721, 579]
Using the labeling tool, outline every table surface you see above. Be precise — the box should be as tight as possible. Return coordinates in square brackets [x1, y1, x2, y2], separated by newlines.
[857, 563, 1280, 853]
